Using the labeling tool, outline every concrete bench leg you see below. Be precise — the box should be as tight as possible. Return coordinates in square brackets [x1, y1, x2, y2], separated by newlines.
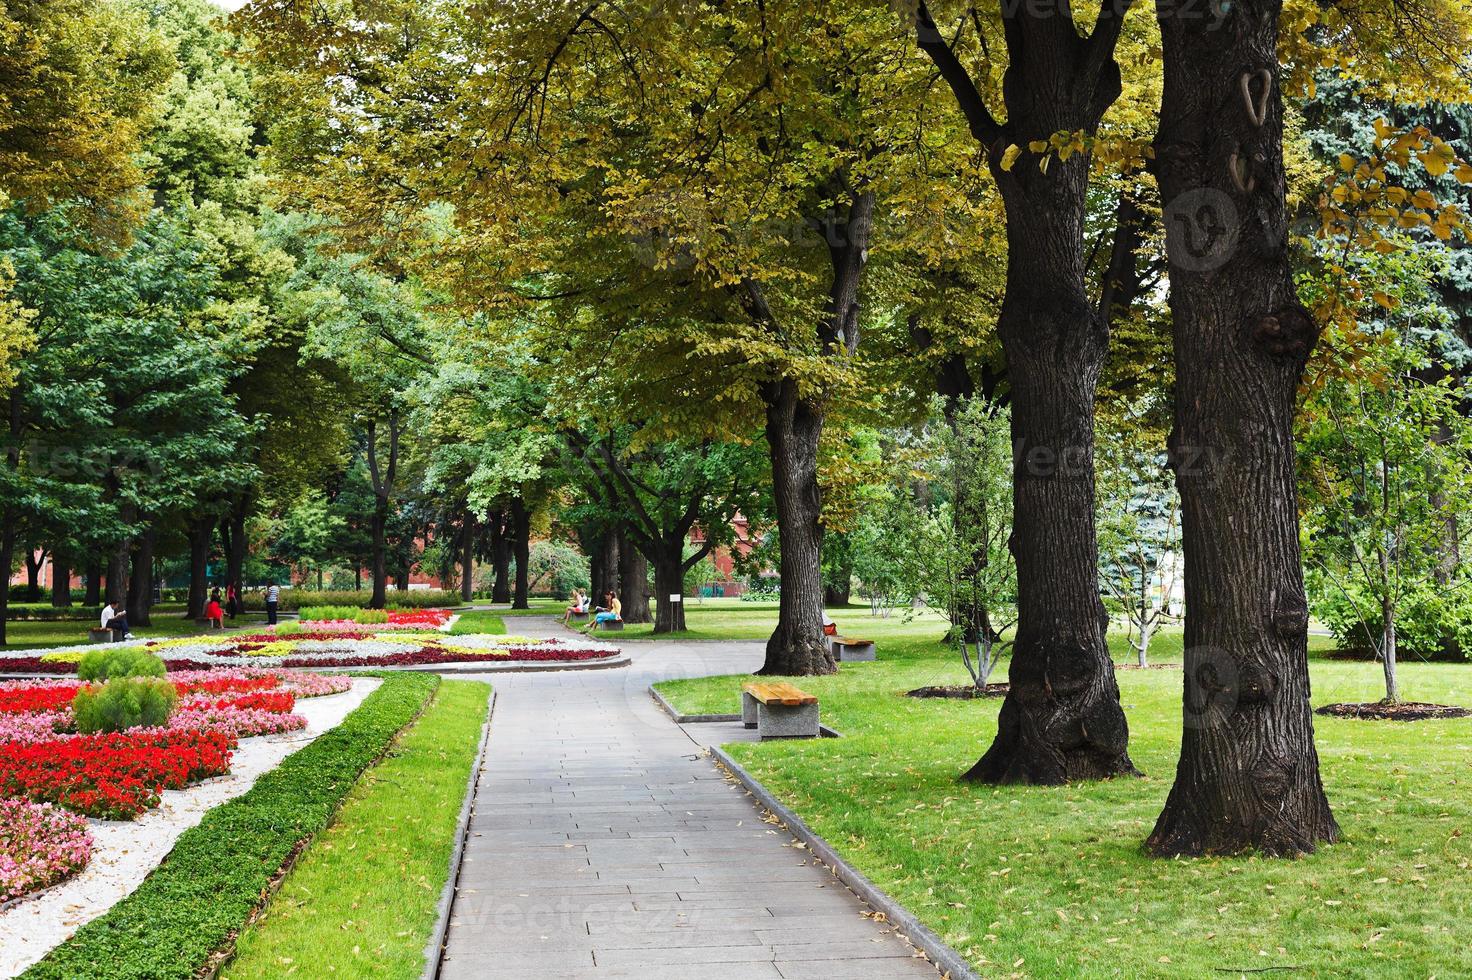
[741, 691, 759, 729]
[837, 642, 876, 662]
[756, 702, 819, 739]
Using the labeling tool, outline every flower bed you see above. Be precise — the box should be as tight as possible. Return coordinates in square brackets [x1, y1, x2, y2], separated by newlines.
[0, 729, 235, 820]
[0, 800, 92, 902]
[0, 682, 85, 715]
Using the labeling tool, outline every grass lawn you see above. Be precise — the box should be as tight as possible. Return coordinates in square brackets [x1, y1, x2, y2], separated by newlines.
[1, 611, 272, 651]
[223, 678, 490, 980]
[445, 610, 507, 635]
[496, 598, 569, 617]
[656, 625, 1472, 977]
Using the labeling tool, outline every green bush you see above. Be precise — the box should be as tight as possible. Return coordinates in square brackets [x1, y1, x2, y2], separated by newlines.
[77, 647, 167, 682]
[297, 606, 388, 624]
[273, 620, 302, 636]
[240, 589, 459, 612]
[27, 673, 439, 980]
[73, 677, 178, 733]
[1311, 575, 1472, 661]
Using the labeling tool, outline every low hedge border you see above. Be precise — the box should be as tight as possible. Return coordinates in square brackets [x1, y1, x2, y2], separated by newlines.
[239, 590, 461, 613]
[22, 671, 441, 980]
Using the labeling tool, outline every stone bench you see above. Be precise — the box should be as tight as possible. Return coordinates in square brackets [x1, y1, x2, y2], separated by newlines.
[568, 610, 591, 624]
[88, 628, 121, 644]
[592, 618, 624, 631]
[830, 636, 875, 662]
[742, 682, 819, 739]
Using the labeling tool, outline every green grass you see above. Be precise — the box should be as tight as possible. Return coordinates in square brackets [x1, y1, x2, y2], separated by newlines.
[2, 612, 271, 651]
[446, 610, 507, 635]
[495, 597, 569, 617]
[223, 679, 489, 980]
[24, 672, 441, 980]
[656, 632, 1472, 978]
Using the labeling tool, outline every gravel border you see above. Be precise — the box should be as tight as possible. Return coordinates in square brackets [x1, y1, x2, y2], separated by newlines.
[421, 688, 497, 980]
[710, 745, 979, 980]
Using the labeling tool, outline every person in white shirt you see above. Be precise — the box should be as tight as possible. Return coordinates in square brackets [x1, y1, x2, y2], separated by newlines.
[100, 602, 134, 640]
[265, 583, 281, 625]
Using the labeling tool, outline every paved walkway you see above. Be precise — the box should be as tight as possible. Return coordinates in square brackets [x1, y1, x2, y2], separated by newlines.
[438, 617, 940, 979]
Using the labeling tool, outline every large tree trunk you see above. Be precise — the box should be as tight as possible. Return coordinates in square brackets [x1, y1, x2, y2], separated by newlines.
[105, 542, 129, 608]
[962, 177, 1134, 786]
[489, 510, 512, 604]
[759, 380, 834, 676]
[917, 1, 1135, 784]
[510, 498, 530, 610]
[186, 517, 212, 619]
[84, 562, 101, 606]
[370, 503, 388, 609]
[23, 549, 43, 598]
[652, 549, 687, 633]
[0, 518, 12, 647]
[823, 567, 852, 608]
[220, 497, 248, 602]
[126, 525, 156, 626]
[1146, 0, 1337, 857]
[50, 555, 71, 607]
[460, 510, 475, 603]
[617, 529, 650, 624]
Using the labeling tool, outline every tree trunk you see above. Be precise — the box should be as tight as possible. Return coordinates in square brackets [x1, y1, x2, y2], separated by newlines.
[0, 518, 12, 646]
[510, 498, 530, 610]
[490, 511, 512, 604]
[617, 530, 650, 624]
[962, 187, 1134, 786]
[370, 503, 388, 609]
[24, 549, 43, 597]
[460, 510, 475, 603]
[126, 526, 156, 626]
[915, 0, 1135, 784]
[105, 542, 129, 608]
[220, 497, 247, 602]
[759, 379, 834, 676]
[823, 573, 852, 608]
[50, 556, 71, 607]
[652, 550, 687, 633]
[186, 517, 212, 620]
[1381, 598, 1399, 703]
[84, 562, 101, 606]
[1146, 0, 1338, 857]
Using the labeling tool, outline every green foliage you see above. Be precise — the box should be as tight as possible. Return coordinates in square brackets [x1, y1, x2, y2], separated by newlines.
[273, 620, 302, 637]
[444, 611, 506, 636]
[72, 677, 177, 734]
[26, 673, 439, 980]
[297, 605, 387, 624]
[77, 647, 167, 682]
[527, 540, 588, 600]
[239, 589, 457, 612]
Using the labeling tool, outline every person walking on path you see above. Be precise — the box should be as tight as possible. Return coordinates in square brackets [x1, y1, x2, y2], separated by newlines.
[265, 582, 281, 625]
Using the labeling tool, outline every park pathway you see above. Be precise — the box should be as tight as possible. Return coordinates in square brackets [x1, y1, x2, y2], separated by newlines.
[437, 617, 940, 980]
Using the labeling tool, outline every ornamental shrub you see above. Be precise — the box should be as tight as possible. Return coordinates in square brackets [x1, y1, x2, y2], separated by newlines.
[77, 647, 167, 682]
[73, 678, 178, 734]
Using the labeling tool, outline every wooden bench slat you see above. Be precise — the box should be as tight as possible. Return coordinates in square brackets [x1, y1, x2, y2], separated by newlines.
[743, 681, 818, 706]
[831, 636, 871, 645]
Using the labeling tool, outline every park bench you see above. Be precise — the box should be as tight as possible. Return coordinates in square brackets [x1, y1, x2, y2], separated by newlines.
[741, 681, 820, 739]
[569, 610, 590, 624]
[592, 618, 624, 631]
[830, 636, 876, 662]
[88, 627, 121, 644]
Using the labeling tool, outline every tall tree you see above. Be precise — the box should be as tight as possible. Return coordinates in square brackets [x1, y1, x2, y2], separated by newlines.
[912, 0, 1141, 783]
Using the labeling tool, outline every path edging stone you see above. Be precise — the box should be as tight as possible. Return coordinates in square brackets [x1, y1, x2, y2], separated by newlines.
[422, 688, 497, 980]
[710, 745, 979, 980]
[649, 685, 741, 723]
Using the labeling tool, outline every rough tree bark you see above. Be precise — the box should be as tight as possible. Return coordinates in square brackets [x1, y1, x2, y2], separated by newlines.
[1145, 0, 1338, 856]
[617, 529, 650, 624]
[489, 510, 512, 604]
[23, 548, 45, 599]
[186, 516, 213, 620]
[917, 0, 1137, 783]
[365, 412, 400, 610]
[126, 525, 156, 626]
[50, 555, 71, 607]
[460, 509, 476, 603]
[746, 188, 874, 676]
[84, 562, 101, 606]
[510, 497, 531, 610]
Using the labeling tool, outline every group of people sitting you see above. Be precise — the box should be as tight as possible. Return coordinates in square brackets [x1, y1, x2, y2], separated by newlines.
[562, 588, 622, 630]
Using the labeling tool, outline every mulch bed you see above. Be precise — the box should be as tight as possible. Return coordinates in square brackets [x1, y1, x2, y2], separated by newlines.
[905, 684, 1010, 699]
[1316, 700, 1471, 721]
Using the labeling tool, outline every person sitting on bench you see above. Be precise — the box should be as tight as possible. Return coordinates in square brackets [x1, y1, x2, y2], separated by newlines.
[205, 589, 225, 629]
[100, 602, 134, 640]
[591, 591, 622, 630]
[563, 588, 590, 626]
